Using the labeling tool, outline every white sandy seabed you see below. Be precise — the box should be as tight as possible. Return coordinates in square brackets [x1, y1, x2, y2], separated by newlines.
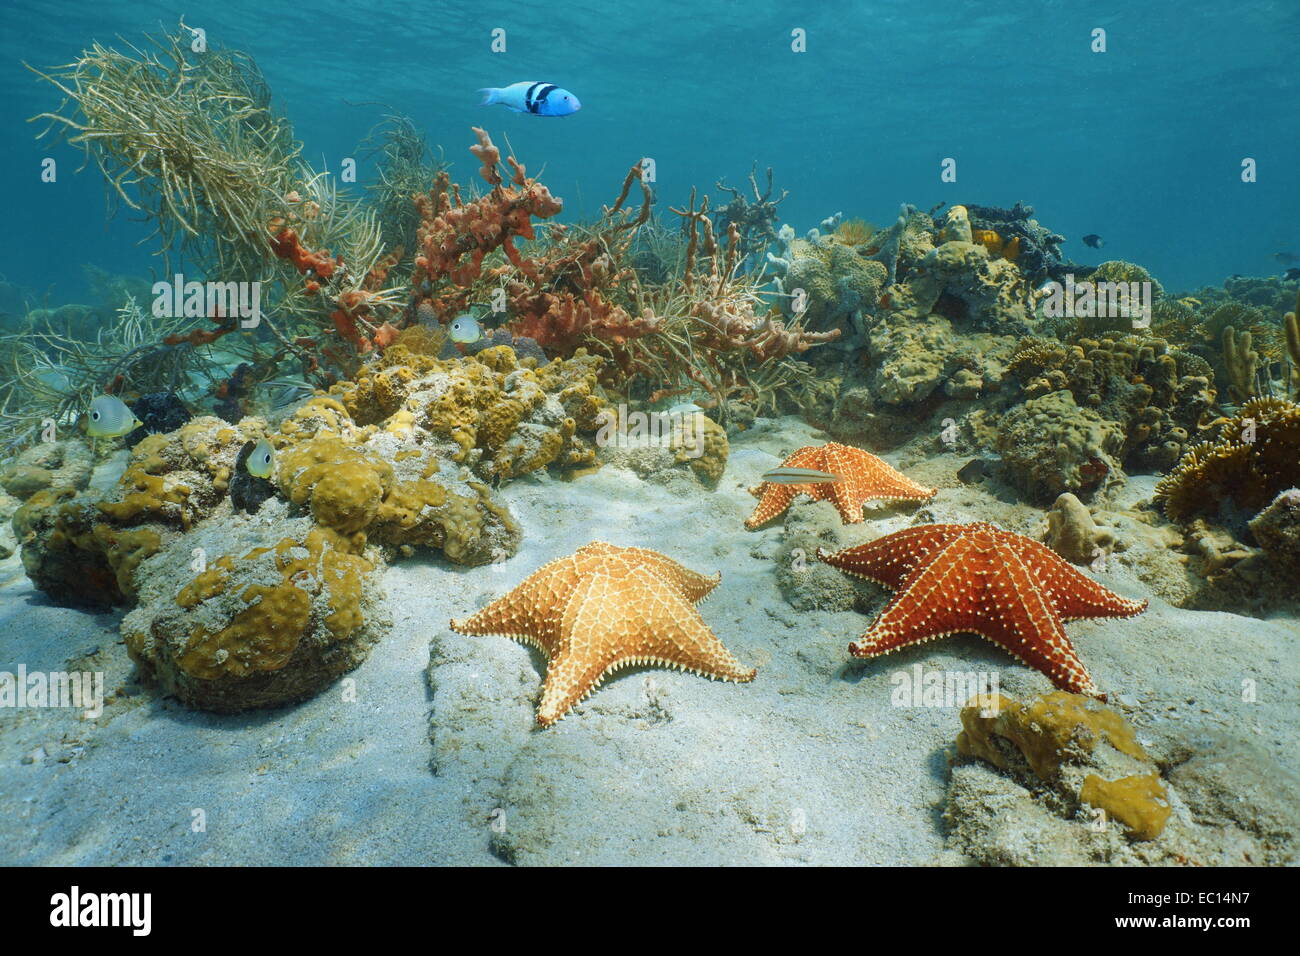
[1, 415, 1296, 865]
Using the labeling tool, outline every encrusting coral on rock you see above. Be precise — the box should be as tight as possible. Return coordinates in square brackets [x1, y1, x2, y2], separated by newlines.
[952, 690, 1172, 842]
[12, 342, 627, 710]
[1248, 488, 1300, 578]
[996, 390, 1124, 502]
[121, 508, 389, 712]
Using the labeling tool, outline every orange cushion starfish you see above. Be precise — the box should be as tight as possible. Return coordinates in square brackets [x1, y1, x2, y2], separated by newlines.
[450, 541, 755, 726]
[817, 522, 1147, 699]
[745, 442, 935, 529]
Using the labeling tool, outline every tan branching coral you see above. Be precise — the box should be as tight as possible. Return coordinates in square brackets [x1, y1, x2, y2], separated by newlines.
[1285, 291, 1300, 400]
[1222, 326, 1261, 401]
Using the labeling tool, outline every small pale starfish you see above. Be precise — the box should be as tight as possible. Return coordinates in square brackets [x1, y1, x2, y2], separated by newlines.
[450, 541, 755, 726]
[745, 442, 935, 529]
[818, 522, 1147, 699]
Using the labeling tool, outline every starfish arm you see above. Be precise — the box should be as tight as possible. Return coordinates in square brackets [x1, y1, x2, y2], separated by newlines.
[824, 443, 937, 523]
[536, 573, 615, 726]
[744, 484, 797, 528]
[818, 523, 967, 590]
[823, 444, 870, 523]
[614, 545, 721, 602]
[449, 550, 600, 653]
[1008, 536, 1148, 621]
[848, 536, 989, 656]
[984, 547, 1104, 698]
[743, 445, 824, 528]
[827, 472, 866, 524]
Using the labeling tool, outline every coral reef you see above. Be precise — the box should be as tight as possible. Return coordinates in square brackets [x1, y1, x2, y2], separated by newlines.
[892, 239, 1034, 330]
[14, 417, 262, 606]
[962, 201, 1069, 284]
[1006, 334, 1217, 474]
[769, 233, 887, 336]
[1222, 325, 1261, 401]
[863, 314, 1013, 406]
[126, 392, 193, 447]
[333, 345, 606, 482]
[1247, 487, 1300, 577]
[1286, 292, 1300, 399]
[11, 340, 634, 709]
[712, 162, 788, 264]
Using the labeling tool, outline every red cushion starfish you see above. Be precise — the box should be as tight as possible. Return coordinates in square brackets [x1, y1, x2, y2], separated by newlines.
[818, 522, 1147, 699]
[745, 442, 935, 529]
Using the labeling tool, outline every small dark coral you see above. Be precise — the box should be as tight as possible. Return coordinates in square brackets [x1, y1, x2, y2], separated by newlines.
[214, 363, 257, 423]
[125, 392, 191, 447]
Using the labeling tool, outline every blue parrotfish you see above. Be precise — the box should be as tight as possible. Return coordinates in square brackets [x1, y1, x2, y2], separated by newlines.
[478, 82, 581, 116]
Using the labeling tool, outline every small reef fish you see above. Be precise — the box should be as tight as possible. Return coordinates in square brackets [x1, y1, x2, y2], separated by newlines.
[449, 313, 484, 344]
[957, 458, 990, 484]
[83, 395, 142, 439]
[1081, 234, 1105, 249]
[479, 82, 581, 116]
[1283, 267, 1300, 281]
[760, 466, 842, 485]
[244, 438, 275, 478]
[1274, 251, 1299, 265]
[230, 438, 276, 515]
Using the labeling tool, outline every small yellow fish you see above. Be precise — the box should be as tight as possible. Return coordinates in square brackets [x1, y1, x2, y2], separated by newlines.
[243, 438, 275, 479]
[448, 313, 483, 344]
[84, 395, 142, 439]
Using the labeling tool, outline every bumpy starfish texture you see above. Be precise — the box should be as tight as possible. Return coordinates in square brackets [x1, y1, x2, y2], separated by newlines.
[817, 522, 1147, 699]
[745, 442, 935, 529]
[449, 541, 755, 726]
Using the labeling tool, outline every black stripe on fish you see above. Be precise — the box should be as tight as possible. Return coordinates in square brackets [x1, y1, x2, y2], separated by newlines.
[524, 82, 545, 113]
[533, 84, 558, 111]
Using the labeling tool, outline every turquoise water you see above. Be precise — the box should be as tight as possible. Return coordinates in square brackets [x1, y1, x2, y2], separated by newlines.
[1, 0, 1297, 299]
